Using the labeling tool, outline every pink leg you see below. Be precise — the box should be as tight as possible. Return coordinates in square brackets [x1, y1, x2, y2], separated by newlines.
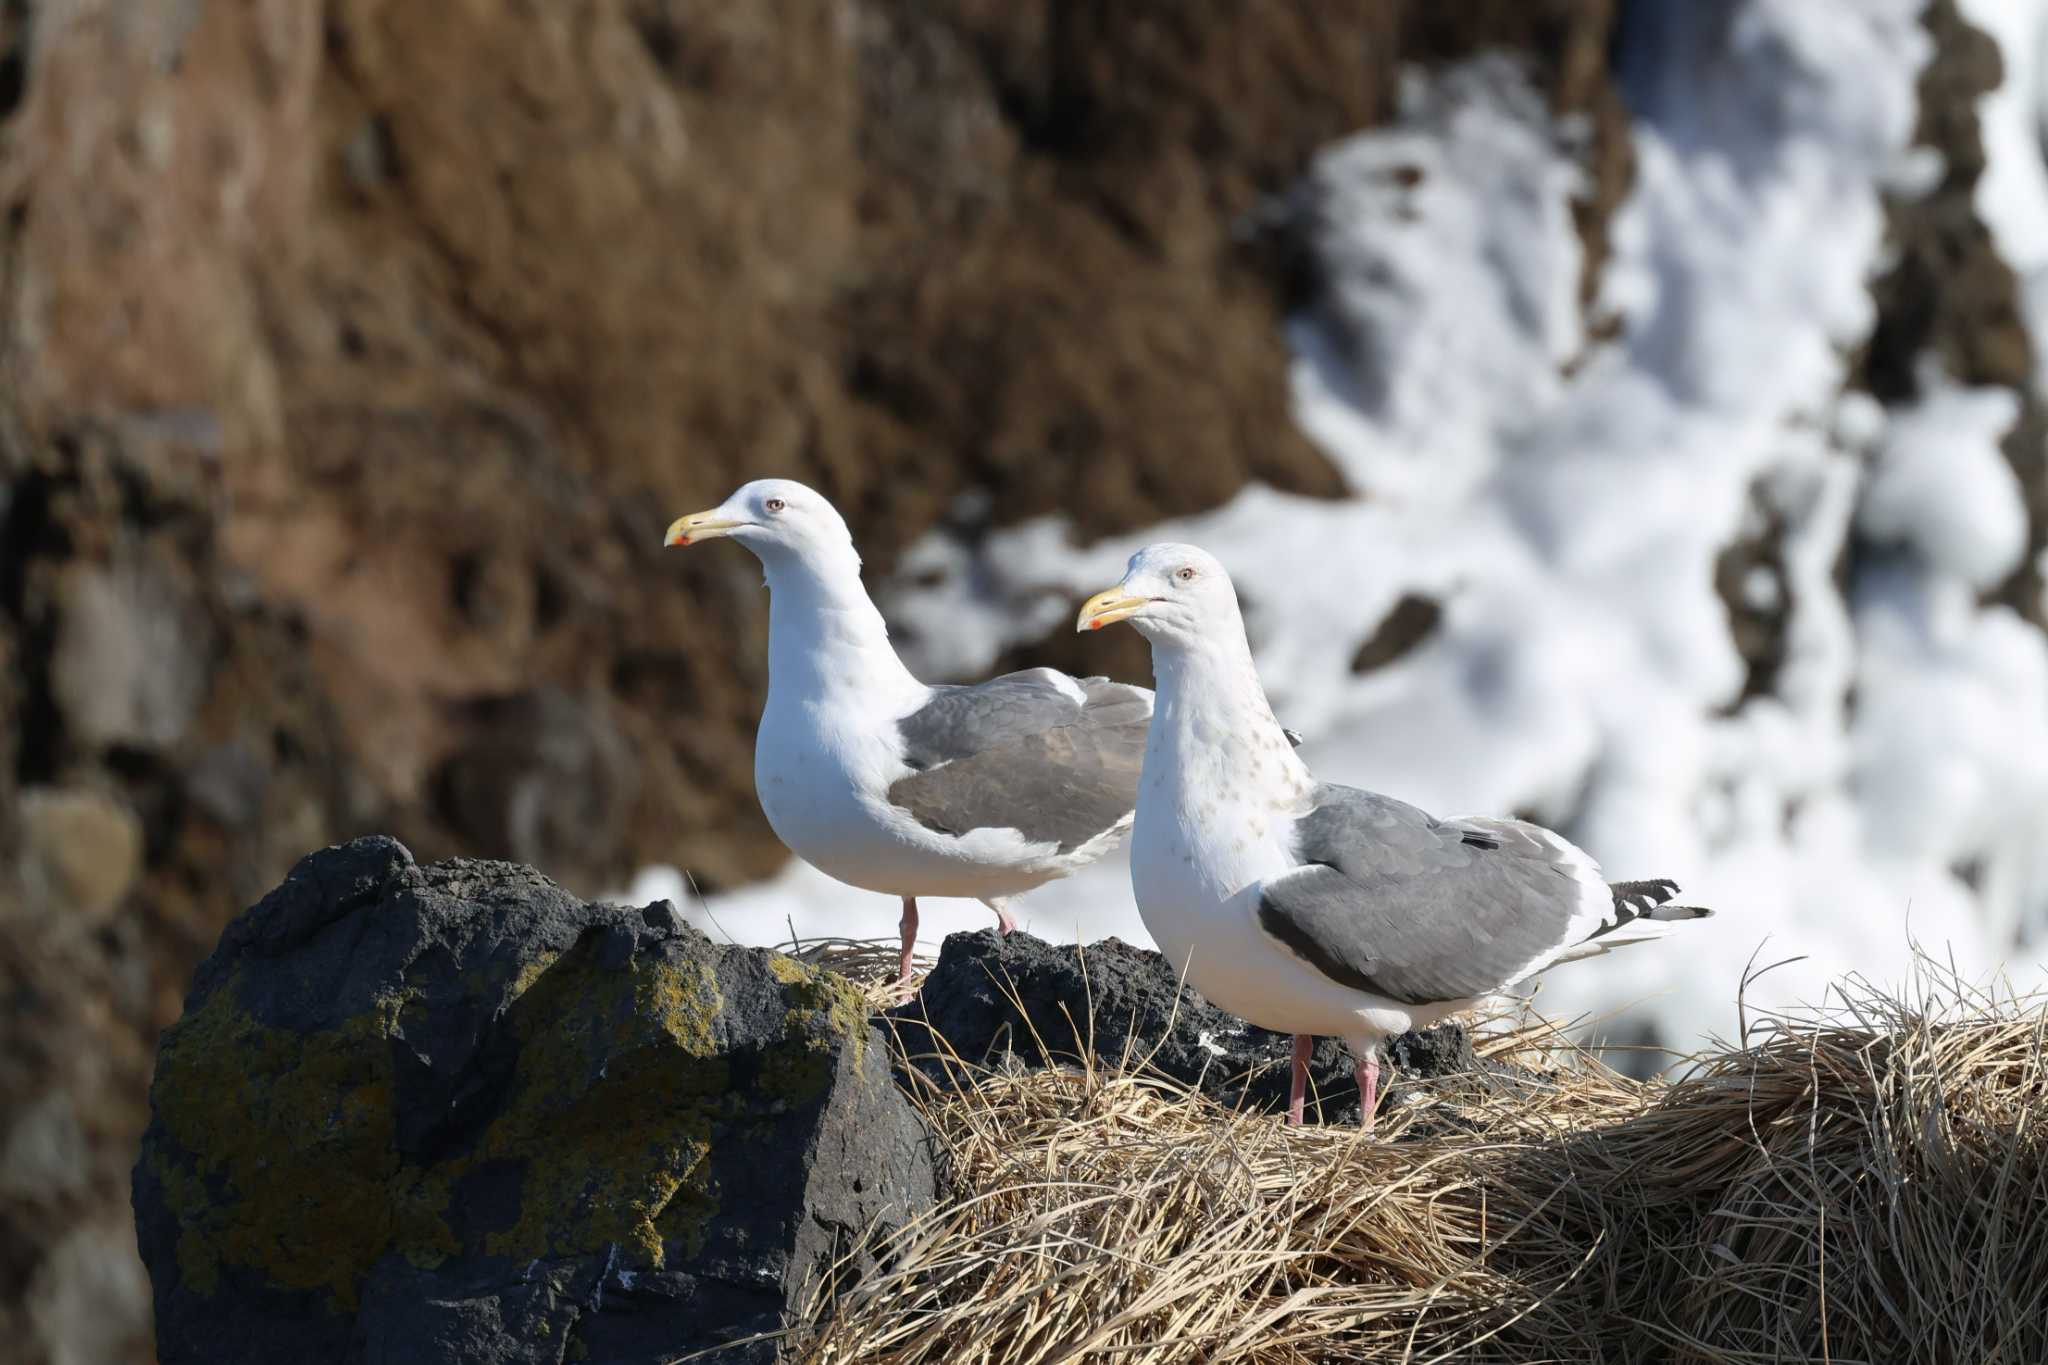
[1287, 1034, 1313, 1126]
[897, 897, 917, 989]
[1356, 1051, 1381, 1133]
[992, 900, 1017, 936]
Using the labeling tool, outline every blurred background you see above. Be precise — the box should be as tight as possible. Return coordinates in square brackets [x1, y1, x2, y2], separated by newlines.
[3, 1, 2046, 1360]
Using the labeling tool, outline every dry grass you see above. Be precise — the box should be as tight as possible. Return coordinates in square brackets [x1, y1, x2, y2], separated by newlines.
[783, 935, 928, 1009]
[789, 954, 2048, 1364]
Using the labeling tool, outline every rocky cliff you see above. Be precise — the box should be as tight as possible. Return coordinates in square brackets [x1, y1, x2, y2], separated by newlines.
[11, 1, 2045, 1361]
[0, 5, 1634, 1359]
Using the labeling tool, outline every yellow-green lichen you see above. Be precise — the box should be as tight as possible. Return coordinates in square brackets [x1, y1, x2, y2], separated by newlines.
[148, 977, 424, 1307]
[652, 1167, 722, 1261]
[768, 954, 871, 1058]
[148, 938, 881, 1309]
[507, 947, 564, 1003]
[759, 954, 875, 1102]
[639, 953, 721, 1056]
[470, 942, 728, 1267]
[392, 1165, 461, 1269]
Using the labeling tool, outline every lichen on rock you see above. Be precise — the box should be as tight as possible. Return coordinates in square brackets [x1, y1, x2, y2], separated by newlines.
[145, 977, 415, 1305]
[133, 836, 934, 1365]
[466, 943, 730, 1268]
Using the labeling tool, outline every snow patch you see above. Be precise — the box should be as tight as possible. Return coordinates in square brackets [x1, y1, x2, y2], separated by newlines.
[1858, 385, 2026, 587]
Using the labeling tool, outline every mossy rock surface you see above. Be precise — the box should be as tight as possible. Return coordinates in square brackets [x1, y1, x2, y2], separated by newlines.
[133, 836, 934, 1365]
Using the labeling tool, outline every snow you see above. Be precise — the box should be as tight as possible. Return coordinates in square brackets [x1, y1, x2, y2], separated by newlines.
[1859, 385, 2028, 587]
[1959, 0, 2048, 398]
[625, 0, 2048, 1057]
[1282, 58, 1586, 505]
[1958, 0, 2048, 273]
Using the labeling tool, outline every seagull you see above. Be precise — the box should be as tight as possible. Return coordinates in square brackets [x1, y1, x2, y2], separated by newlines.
[1076, 543, 1712, 1129]
[665, 479, 1153, 989]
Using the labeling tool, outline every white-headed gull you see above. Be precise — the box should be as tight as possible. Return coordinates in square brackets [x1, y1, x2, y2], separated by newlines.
[666, 478, 1150, 988]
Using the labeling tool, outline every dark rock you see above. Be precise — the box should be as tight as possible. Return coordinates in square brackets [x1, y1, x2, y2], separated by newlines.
[1712, 479, 1795, 713]
[895, 929, 1486, 1126]
[1851, 0, 2048, 631]
[430, 687, 640, 888]
[133, 837, 935, 1365]
[1349, 592, 1444, 675]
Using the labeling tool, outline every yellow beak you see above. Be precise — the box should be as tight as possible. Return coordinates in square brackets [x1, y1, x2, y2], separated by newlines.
[1076, 587, 1150, 633]
[664, 509, 745, 547]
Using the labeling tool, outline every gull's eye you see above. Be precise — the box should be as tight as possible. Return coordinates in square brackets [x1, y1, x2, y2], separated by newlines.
[764, 497, 787, 513]
[1175, 566, 1197, 584]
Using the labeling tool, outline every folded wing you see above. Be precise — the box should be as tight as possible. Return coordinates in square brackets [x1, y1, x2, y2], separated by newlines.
[1254, 787, 1644, 1005]
[887, 669, 1152, 852]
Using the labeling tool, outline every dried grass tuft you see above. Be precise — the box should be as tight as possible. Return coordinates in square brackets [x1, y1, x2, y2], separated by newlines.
[793, 953, 2048, 1364]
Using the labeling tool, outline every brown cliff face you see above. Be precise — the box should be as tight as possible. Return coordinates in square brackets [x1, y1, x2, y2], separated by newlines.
[0, 3, 1627, 1359]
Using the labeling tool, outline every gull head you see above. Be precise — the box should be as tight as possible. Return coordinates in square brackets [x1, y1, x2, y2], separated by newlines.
[1075, 542, 1241, 649]
[664, 478, 857, 566]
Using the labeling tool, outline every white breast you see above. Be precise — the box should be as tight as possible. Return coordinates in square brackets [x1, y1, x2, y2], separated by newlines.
[754, 691, 894, 885]
[754, 689, 1082, 901]
[746, 541, 1093, 903]
[1128, 660, 1440, 1044]
[1133, 800, 1426, 1039]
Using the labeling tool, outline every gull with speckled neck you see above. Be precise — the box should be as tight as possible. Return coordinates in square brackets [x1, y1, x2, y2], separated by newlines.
[1077, 543, 1713, 1127]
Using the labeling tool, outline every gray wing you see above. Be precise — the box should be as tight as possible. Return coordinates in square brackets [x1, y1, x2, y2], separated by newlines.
[1253, 786, 1601, 1005]
[887, 669, 1151, 852]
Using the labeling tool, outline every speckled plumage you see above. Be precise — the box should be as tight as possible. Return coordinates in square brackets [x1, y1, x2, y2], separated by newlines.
[1081, 542, 1712, 1126]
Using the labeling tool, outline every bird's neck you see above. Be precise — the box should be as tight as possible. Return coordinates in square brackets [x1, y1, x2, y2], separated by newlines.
[761, 546, 925, 712]
[1144, 634, 1312, 806]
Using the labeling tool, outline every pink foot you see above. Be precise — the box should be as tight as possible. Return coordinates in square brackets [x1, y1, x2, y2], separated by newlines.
[993, 902, 1017, 936]
[1356, 1051, 1380, 1133]
[1287, 1034, 1312, 1126]
[897, 896, 917, 993]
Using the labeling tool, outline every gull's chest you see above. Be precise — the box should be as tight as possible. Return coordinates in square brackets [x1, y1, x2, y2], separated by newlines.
[1130, 780, 1307, 1021]
[754, 693, 901, 854]
[1134, 788, 1294, 907]
[1131, 732, 1302, 926]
